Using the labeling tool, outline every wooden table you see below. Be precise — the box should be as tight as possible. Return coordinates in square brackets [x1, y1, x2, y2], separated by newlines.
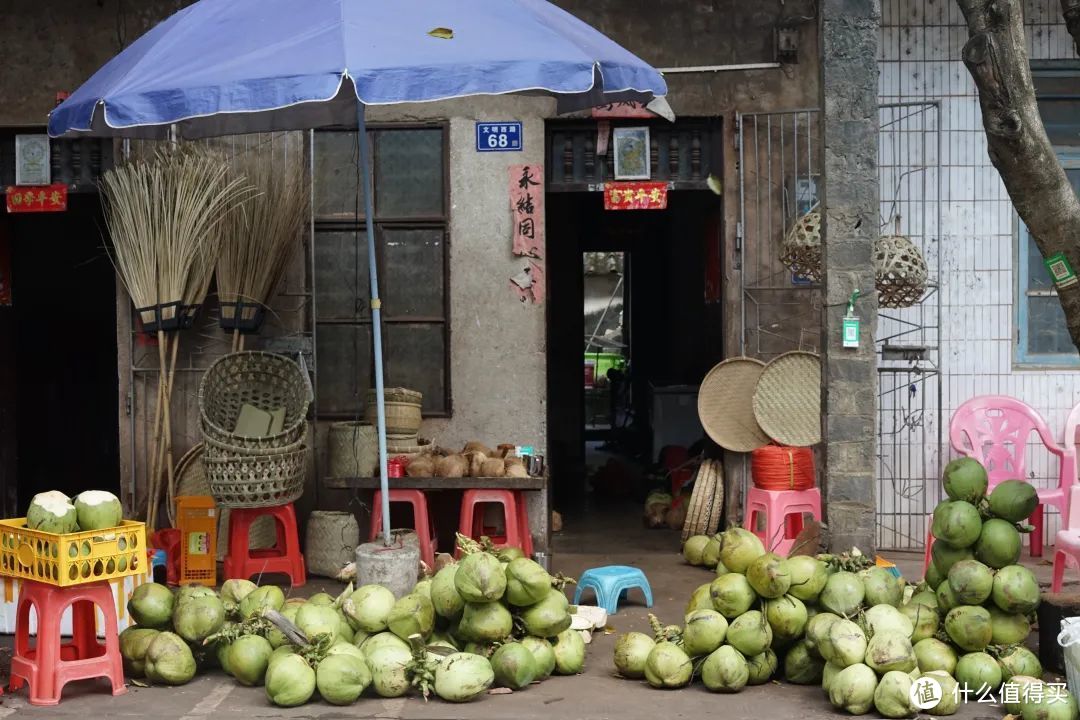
[333, 476, 546, 490]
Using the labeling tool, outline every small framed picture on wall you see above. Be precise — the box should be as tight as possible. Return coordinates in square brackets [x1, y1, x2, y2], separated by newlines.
[613, 126, 650, 180]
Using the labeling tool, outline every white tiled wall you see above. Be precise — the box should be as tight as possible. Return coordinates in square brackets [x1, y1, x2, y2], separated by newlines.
[878, 0, 1080, 547]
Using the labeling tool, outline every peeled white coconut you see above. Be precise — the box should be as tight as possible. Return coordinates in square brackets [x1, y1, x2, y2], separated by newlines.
[74, 490, 123, 531]
[26, 491, 78, 533]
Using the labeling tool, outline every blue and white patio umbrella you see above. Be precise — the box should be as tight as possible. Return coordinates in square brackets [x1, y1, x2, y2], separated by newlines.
[48, 0, 669, 545]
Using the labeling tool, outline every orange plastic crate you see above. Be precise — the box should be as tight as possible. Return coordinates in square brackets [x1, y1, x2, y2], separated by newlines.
[0, 519, 147, 587]
[177, 496, 217, 587]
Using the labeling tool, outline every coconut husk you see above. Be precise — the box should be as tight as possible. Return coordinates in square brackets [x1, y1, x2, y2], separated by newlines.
[435, 454, 467, 478]
[434, 553, 455, 572]
[551, 511, 563, 532]
[480, 458, 506, 478]
[466, 451, 488, 477]
[504, 455, 525, 469]
[463, 441, 496, 457]
[644, 492, 672, 529]
[506, 463, 529, 478]
[666, 498, 689, 530]
[406, 456, 435, 478]
[431, 446, 452, 458]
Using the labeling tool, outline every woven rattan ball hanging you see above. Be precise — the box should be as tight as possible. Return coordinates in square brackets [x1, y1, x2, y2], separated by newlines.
[875, 219, 928, 309]
[780, 207, 822, 282]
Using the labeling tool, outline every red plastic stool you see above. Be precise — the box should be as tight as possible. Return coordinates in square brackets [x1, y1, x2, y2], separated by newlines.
[224, 503, 306, 587]
[458, 489, 534, 558]
[9, 580, 126, 706]
[743, 486, 822, 557]
[370, 489, 438, 569]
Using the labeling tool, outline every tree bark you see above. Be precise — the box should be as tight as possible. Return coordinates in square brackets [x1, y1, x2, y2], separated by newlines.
[956, 0, 1080, 353]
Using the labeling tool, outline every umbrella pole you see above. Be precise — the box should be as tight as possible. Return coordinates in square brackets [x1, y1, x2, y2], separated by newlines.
[356, 102, 392, 547]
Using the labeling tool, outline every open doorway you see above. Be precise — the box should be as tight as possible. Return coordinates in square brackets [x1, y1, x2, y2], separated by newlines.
[547, 188, 722, 548]
[0, 194, 121, 515]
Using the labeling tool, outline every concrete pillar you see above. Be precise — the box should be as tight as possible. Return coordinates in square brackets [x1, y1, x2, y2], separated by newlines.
[820, 0, 880, 553]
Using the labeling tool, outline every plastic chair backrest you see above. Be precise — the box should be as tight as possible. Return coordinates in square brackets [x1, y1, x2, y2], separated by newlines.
[949, 395, 1061, 485]
[1069, 485, 1080, 532]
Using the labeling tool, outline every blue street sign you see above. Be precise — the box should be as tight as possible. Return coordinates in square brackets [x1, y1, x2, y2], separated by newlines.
[476, 121, 523, 152]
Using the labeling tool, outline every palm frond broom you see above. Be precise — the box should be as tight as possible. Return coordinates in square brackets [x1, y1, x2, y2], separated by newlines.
[217, 138, 308, 351]
[100, 146, 247, 529]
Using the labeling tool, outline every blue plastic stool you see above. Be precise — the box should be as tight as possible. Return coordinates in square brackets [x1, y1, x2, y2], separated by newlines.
[573, 565, 653, 614]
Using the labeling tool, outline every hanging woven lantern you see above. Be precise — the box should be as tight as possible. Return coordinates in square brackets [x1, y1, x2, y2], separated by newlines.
[875, 219, 928, 309]
[780, 207, 822, 282]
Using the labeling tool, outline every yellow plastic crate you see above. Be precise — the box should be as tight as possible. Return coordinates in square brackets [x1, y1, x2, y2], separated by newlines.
[0, 519, 147, 587]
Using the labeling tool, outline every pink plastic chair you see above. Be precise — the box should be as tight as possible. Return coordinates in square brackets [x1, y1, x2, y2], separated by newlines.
[950, 395, 1076, 558]
[1051, 404, 1080, 591]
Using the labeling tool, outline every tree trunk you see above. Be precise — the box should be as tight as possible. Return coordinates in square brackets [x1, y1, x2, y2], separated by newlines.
[956, 0, 1080, 353]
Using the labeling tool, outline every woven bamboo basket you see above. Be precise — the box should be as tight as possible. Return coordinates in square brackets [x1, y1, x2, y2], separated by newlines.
[202, 430, 306, 460]
[875, 229, 928, 309]
[199, 351, 311, 450]
[204, 445, 308, 509]
[363, 388, 422, 438]
[780, 208, 822, 282]
[174, 444, 277, 561]
[305, 511, 360, 578]
[386, 437, 434, 457]
[326, 422, 378, 487]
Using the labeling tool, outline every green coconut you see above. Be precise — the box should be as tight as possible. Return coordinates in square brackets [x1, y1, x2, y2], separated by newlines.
[460, 601, 513, 642]
[862, 567, 904, 607]
[806, 612, 842, 661]
[316, 653, 371, 705]
[718, 527, 766, 574]
[924, 560, 945, 590]
[746, 553, 792, 599]
[975, 518, 1023, 568]
[947, 559, 994, 605]
[923, 670, 960, 716]
[943, 457, 989, 503]
[909, 589, 939, 609]
[520, 636, 556, 680]
[173, 594, 226, 643]
[386, 593, 435, 641]
[431, 565, 466, 619]
[702, 537, 722, 568]
[820, 571, 865, 616]
[490, 642, 537, 689]
[1021, 686, 1080, 720]
[266, 604, 300, 649]
[787, 556, 829, 603]
[239, 585, 285, 620]
[864, 605, 914, 638]
[26, 491, 78, 533]
[119, 627, 160, 677]
[944, 605, 993, 652]
[520, 589, 571, 638]
[874, 670, 915, 718]
[551, 628, 586, 675]
[228, 634, 273, 686]
[307, 592, 335, 606]
[784, 640, 825, 685]
[366, 644, 412, 697]
[345, 584, 396, 632]
[683, 535, 711, 566]
[955, 651, 1002, 695]
[265, 652, 316, 707]
[505, 558, 551, 607]
[454, 552, 507, 603]
[433, 652, 495, 702]
[128, 583, 175, 629]
[144, 631, 197, 685]
[765, 594, 808, 643]
[685, 582, 714, 617]
[987, 479, 1039, 523]
[727, 610, 773, 657]
[936, 580, 960, 613]
[702, 645, 750, 692]
[865, 631, 917, 674]
[681, 609, 728, 657]
[998, 646, 1043, 682]
[73, 490, 123, 531]
[710, 573, 758, 618]
[931, 501, 983, 549]
[1006, 676, 1044, 715]
[900, 601, 939, 643]
[745, 648, 779, 685]
[992, 564, 1041, 614]
[930, 541, 974, 575]
[829, 663, 878, 714]
[644, 641, 693, 688]
[989, 606, 1031, 646]
[828, 618, 868, 668]
[296, 603, 342, 642]
[913, 638, 958, 675]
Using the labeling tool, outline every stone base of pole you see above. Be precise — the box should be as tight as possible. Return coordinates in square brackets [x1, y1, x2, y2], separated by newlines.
[355, 539, 420, 598]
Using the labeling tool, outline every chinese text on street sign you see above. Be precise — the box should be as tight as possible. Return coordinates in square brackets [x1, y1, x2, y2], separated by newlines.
[509, 164, 544, 258]
[6, 184, 67, 213]
[477, 122, 523, 152]
[604, 181, 668, 211]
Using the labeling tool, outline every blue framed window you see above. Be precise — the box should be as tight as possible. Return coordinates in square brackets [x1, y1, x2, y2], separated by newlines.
[1016, 67, 1080, 367]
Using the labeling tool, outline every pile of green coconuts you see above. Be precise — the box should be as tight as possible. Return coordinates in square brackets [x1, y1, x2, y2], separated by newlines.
[612, 458, 1076, 719]
[120, 540, 586, 707]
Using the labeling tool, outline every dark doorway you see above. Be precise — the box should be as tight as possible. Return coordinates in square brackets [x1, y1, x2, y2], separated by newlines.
[0, 195, 120, 513]
[546, 190, 721, 516]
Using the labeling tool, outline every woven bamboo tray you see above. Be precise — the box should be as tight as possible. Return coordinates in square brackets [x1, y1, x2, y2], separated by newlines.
[682, 460, 716, 541]
[174, 444, 277, 560]
[752, 351, 822, 447]
[698, 358, 770, 452]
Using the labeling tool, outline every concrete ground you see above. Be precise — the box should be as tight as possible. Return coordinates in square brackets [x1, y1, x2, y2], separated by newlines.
[0, 502, 1058, 719]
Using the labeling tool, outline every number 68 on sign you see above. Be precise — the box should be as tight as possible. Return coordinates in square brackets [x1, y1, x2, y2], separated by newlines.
[476, 121, 523, 152]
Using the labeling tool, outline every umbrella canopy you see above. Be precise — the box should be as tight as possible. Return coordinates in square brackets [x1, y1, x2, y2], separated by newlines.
[48, 0, 668, 139]
[48, 0, 667, 547]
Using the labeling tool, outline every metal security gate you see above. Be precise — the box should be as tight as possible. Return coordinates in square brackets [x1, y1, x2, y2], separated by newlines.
[736, 104, 942, 550]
